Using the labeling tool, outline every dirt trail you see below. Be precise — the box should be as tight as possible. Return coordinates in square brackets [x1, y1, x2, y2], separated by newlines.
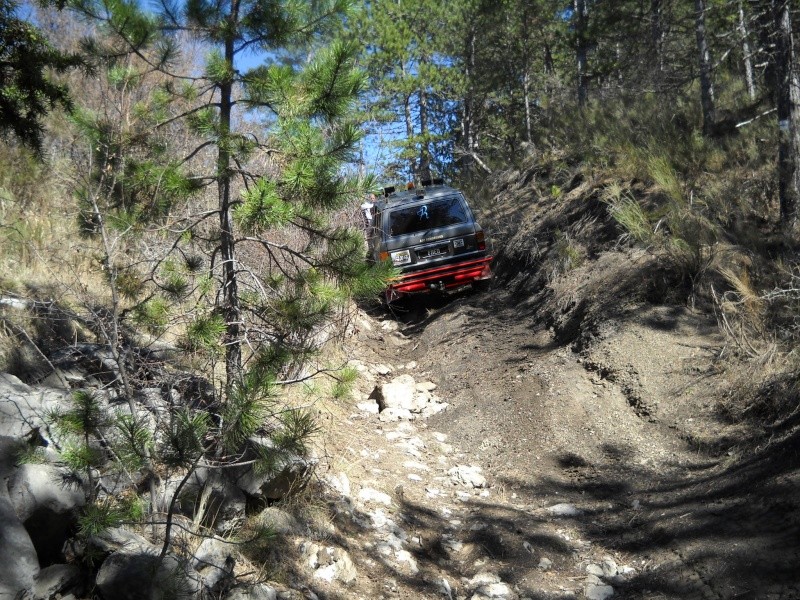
[307, 283, 800, 600]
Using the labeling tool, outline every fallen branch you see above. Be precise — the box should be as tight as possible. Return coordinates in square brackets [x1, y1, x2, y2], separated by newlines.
[736, 108, 777, 129]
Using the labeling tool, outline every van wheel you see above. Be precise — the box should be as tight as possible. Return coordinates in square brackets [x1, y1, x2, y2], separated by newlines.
[473, 279, 491, 293]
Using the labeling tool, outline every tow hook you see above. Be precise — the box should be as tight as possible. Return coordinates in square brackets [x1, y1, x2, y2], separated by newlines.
[429, 281, 445, 291]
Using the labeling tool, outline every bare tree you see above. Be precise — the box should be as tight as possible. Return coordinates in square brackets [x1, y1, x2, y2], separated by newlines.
[738, 0, 757, 100]
[772, 0, 800, 226]
[574, 0, 589, 107]
[694, 0, 716, 134]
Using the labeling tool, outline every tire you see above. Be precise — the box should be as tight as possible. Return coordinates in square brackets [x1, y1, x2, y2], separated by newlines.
[472, 279, 492, 293]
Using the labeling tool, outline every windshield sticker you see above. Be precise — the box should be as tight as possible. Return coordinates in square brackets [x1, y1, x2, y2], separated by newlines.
[417, 205, 429, 219]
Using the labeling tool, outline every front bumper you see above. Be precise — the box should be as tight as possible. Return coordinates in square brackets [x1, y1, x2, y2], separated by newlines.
[387, 256, 493, 301]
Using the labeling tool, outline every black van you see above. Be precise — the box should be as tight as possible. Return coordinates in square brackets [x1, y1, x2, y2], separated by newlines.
[367, 180, 492, 301]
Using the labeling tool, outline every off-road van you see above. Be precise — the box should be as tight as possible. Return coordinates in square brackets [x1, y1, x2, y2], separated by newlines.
[367, 179, 492, 301]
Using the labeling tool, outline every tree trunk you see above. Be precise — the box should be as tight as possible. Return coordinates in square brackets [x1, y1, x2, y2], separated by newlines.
[651, 0, 664, 73]
[523, 69, 532, 143]
[220, 2, 241, 391]
[402, 60, 416, 177]
[773, 0, 800, 226]
[403, 94, 415, 175]
[544, 39, 554, 76]
[418, 86, 431, 181]
[694, 0, 716, 135]
[574, 0, 588, 106]
[462, 24, 477, 171]
[738, 0, 756, 100]
[520, 3, 532, 144]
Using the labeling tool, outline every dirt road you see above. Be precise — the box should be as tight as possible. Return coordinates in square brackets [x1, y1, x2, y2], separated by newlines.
[309, 283, 800, 600]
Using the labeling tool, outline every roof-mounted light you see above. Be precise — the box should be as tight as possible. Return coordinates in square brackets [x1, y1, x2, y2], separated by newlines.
[421, 178, 444, 187]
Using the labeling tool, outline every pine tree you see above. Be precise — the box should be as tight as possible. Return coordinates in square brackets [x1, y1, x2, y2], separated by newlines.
[54, 0, 391, 558]
[0, 0, 82, 152]
[354, 0, 455, 179]
[70, 0, 390, 391]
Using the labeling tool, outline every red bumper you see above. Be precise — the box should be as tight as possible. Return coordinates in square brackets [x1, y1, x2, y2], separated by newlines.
[387, 256, 493, 300]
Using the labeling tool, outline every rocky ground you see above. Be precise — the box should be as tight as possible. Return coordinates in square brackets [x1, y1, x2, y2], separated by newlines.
[4, 276, 798, 600]
[293, 272, 800, 600]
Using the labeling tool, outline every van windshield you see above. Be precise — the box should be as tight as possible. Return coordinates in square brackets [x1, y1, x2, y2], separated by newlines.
[387, 196, 467, 237]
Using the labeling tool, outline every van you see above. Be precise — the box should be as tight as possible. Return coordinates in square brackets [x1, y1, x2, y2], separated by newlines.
[367, 180, 493, 301]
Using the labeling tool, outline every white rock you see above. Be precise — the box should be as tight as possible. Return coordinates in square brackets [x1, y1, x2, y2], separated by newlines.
[403, 460, 429, 471]
[355, 316, 373, 332]
[192, 537, 238, 589]
[384, 530, 407, 549]
[0, 297, 29, 309]
[408, 474, 423, 481]
[585, 583, 615, 600]
[379, 407, 414, 422]
[325, 472, 351, 498]
[375, 374, 417, 411]
[469, 571, 501, 586]
[375, 542, 394, 556]
[357, 488, 391, 506]
[394, 550, 419, 574]
[405, 436, 426, 449]
[374, 363, 393, 375]
[416, 381, 438, 392]
[422, 401, 449, 417]
[537, 557, 553, 571]
[404, 361, 418, 370]
[546, 503, 582, 516]
[380, 320, 399, 332]
[311, 548, 356, 584]
[449, 465, 487, 488]
[356, 400, 379, 414]
[224, 583, 278, 600]
[471, 581, 515, 599]
[432, 432, 448, 442]
[442, 537, 464, 553]
[0, 494, 38, 597]
[368, 509, 388, 528]
[586, 564, 604, 576]
[401, 444, 423, 458]
[301, 542, 321, 568]
[602, 556, 619, 577]
[440, 578, 453, 600]
[413, 392, 431, 411]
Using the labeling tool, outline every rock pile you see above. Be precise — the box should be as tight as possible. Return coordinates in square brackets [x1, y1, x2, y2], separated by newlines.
[0, 353, 312, 599]
[358, 373, 448, 421]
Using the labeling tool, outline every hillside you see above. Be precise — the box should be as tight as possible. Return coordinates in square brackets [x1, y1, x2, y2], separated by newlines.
[295, 161, 799, 600]
[3, 153, 800, 599]
[294, 163, 799, 600]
